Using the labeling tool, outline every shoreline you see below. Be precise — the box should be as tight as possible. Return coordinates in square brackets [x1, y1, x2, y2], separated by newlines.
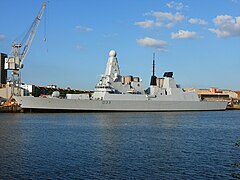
[0, 106, 22, 113]
[0, 106, 239, 113]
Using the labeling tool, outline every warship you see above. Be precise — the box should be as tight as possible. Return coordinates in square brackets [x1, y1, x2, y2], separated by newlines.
[14, 50, 227, 112]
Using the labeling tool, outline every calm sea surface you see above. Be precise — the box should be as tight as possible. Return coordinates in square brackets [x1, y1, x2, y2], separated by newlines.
[0, 111, 240, 179]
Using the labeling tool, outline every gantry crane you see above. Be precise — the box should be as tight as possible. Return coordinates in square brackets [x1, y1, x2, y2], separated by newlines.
[4, 2, 46, 96]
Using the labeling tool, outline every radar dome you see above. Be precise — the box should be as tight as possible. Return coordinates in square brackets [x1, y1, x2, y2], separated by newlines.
[109, 50, 117, 57]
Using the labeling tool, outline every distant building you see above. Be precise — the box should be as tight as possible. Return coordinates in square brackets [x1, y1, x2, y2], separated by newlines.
[0, 53, 7, 85]
[185, 88, 229, 101]
[47, 85, 57, 89]
[0, 84, 25, 99]
[222, 90, 238, 99]
[234, 91, 240, 99]
[21, 84, 35, 96]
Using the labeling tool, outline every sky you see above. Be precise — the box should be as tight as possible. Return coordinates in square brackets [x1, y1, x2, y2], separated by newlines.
[0, 0, 239, 90]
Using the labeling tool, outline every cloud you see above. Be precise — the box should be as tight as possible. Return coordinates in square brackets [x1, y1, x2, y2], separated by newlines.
[134, 20, 155, 28]
[75, 25, 93, 32]
[136, 37, 167, 51]
[151, 11, 185, 22]
[166, 1, 184, 10]
[135, 11, 185, 29]
[103, 33, 118, 38]
[209, 15, 240, 38]
[0, 34, 5, 41]
[231, 0, 240, 4]
[171, 30, 198, 39]
[188, 18, 208, 25]
[76, 44, 84, 50]
[151, 11, 185, 28]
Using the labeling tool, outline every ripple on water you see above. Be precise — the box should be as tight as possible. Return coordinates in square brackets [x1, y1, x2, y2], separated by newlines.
[0, 111, 240, 179]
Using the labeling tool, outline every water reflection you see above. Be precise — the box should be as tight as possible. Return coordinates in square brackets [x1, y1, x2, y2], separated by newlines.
[0, 111, 240, 179]
[0, 114, 28, 178]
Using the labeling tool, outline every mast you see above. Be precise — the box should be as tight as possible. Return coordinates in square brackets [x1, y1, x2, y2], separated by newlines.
[150, 53, 157, 86]
[153, 53, 155, 76]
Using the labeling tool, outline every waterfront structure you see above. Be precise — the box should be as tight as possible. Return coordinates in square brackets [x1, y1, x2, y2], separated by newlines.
[0, 53, 7, 85]
[13, 50, 227, 112]
[47, 85, 57, 89]
[222, 90, 238, 99]
[4, 3, 46, 96]
[185, 88, 230, 101]
[0, 84, 25, 100]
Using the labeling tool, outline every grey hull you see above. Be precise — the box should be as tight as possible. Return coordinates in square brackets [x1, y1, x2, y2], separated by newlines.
[14, 96, 227, 112]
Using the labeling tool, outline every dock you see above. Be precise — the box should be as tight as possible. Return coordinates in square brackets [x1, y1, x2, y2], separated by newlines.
[0, 105, 22, 113]
[227, 104, 240, 110]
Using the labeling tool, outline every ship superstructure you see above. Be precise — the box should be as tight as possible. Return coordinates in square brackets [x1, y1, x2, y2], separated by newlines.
[92, 50, 199, 102]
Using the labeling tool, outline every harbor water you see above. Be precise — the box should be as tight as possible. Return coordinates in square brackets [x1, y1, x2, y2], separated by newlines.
[0, 111, 240, 179]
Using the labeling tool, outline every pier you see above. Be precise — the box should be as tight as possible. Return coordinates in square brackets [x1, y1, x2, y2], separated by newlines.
[0, 105, 22, 113]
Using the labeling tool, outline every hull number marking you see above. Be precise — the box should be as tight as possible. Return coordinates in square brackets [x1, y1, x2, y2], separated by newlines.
[102, 101, 111, 104]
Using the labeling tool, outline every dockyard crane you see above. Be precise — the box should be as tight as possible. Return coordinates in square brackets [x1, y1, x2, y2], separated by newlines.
[4, 2, 47, 96]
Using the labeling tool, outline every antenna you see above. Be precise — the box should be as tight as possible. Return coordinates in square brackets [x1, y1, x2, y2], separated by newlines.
[150, 52, 157, 86]
[152, 53, 155, 76]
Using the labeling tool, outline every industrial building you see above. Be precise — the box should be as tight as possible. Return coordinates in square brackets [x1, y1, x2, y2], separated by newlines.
[0, 53, 7, 85]
[185, 88, 230, 101]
